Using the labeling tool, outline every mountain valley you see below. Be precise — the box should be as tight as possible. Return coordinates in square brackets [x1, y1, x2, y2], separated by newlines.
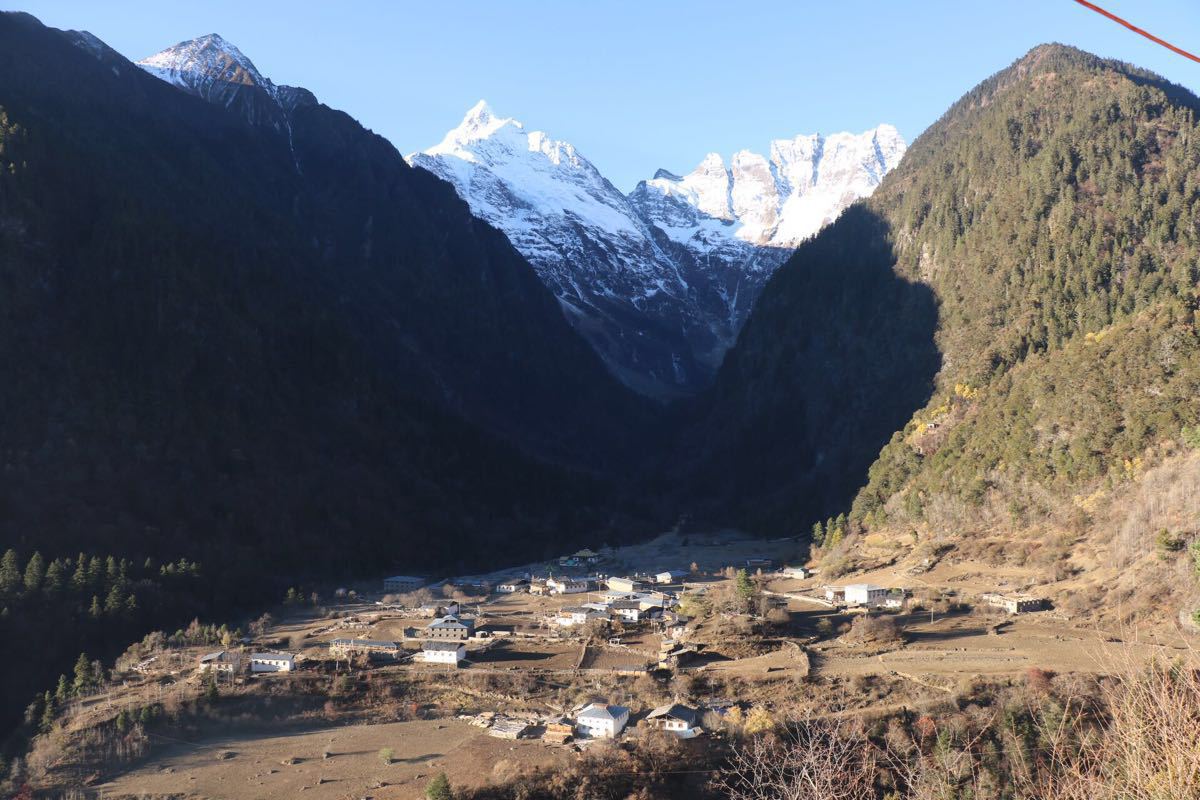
[1, 8, 1200, 799]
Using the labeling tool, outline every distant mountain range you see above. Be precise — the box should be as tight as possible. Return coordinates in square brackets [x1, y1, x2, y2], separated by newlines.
[410, 103, 905, 396]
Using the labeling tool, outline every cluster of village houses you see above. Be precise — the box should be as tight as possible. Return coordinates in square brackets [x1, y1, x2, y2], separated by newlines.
[338, 568, 695, 669]
[819, 582, 1045, 615]
[476, 700, 704, 743]
[195, 550, 1045, 736]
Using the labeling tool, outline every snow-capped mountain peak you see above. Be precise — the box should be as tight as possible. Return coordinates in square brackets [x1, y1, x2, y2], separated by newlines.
[637, 124, 906, 251]
[137, 33, 269, 97]
[136, 34, 316, 166]
[410, 103, 907, 397]
[429, 100, 517, 153]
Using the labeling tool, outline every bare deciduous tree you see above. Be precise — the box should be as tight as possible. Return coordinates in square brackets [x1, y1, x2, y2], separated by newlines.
[715, 718, 878, 800]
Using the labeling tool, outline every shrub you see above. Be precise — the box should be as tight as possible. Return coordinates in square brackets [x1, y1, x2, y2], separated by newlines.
[845, 615, 902, 644]
[426, 772, 453, 800]
[1183, 425, 1200, 450]
[378, 747, 394, 765]
[1156, 528, 1184, 557]
[1025, 666, 1055, 693]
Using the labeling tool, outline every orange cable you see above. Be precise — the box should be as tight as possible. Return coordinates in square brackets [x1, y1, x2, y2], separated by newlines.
[1071, 0, 1200, 63]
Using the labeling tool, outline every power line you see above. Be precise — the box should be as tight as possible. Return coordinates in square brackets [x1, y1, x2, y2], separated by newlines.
[1070, 0, 1200, 64]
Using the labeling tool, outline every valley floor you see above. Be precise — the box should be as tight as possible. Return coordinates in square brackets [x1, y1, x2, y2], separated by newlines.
[97, 718, 567, 800]
[29, 528, 1200, 799]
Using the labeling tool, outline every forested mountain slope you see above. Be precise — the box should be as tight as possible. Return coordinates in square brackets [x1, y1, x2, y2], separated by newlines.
[688, 44, 1200, 539]
[0, 10, 665, 739]
[0, 11, 662, 591]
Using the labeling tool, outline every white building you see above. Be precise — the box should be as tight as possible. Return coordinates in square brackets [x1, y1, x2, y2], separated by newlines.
[607, 577, 643, 594]
[382, 575, 424, 594]
[422, 640, 466, 665]
[654, 570, 687, 584]
[548, 576, 589, 595]
[557, 607, 608, 627]
[844, 584, 889, 607]
[249, 652, 295, 672]
[575, 703, 630, 738]
[610, 600, 661, 623]
[646, 703, 699, 735]
[781, 566, 810, 579]
[497, 579, 528, 593]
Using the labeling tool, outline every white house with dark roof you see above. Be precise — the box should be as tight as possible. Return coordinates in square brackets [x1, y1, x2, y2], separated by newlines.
[575, 703, 630, 738]
[422, 639, 466, 665]
[646, 703, 699, 735]
[249, 652, 295, 672]
[557, 606, 609, 627]
[547, 576, 589, 595]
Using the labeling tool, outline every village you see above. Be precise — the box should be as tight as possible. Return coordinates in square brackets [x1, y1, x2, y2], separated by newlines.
[49, 528, 1191, 799]
[159, 535, 1063, 748]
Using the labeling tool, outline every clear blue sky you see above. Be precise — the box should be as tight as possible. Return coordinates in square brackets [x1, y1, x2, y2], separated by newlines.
[12, 1, 1200, 190]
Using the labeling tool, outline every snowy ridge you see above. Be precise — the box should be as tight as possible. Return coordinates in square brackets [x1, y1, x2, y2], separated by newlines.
[411, 102, 714, 396]
[633, 125, 906, 255]
[412, 103, 906, 396]
[137, 33, 273, 104]
[136, 34, 314, 169]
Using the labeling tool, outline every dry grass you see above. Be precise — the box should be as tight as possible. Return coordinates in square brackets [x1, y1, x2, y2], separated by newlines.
[721, 649, 1200, 800]
[1030, 656, 1200, 800]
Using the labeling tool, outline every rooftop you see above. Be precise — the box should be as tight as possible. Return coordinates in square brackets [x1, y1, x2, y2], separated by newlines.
[578, 703, 630, 721]
[560, 606, 592, 615]
[648, 703, 698, 723]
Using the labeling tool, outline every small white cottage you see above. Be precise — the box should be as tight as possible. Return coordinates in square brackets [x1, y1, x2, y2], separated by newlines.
[575, 703, 630, 738]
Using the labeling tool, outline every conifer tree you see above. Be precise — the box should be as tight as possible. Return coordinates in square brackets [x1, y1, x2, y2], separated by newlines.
[71, 553, 88, 593]
[425, 773, 453, 800]
[54, 674, 69, 704]
[43, 559, 64, 595]
[104, 583, 124, 616]
[22, 551, 44, 594]
[39, 691, 54, 733]
[86, 555, 103, 589]
[71, 652, 92, 696]
[735, 569, 755, 601]
[0, 549, 20, 596]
